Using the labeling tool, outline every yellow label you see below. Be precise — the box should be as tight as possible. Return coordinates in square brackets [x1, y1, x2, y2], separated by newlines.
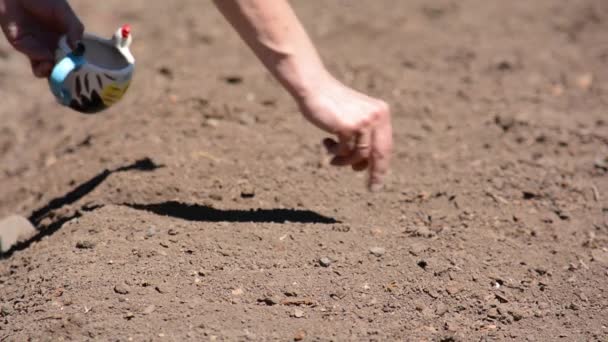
[101, 81, 131, 106]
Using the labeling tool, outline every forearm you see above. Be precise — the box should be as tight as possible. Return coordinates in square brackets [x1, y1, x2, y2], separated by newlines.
[213, 0, 328, 100]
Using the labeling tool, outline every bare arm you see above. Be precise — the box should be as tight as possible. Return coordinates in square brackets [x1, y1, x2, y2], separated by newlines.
[213, 0, 325, 100]
[214, 0, 393, 191]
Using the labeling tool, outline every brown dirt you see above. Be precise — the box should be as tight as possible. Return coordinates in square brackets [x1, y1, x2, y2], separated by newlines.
[1, 0, 608, 340]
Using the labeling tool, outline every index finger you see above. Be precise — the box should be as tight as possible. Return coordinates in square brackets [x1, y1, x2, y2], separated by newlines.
[368, 105, 392, 191]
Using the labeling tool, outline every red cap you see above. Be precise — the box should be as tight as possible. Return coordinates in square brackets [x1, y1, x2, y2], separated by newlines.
[121, 24, 131, 38]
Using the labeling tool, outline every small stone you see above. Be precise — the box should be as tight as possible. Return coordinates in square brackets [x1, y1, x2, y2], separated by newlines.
[508, 308, 525, 321]
[209, 193, 223, 201]
[409, 243, 426, 256]
[0, 215, 37, 253]
[435, 303, 448, 316]
[238, 112, 256, 126]
[495, 114, 516, 131]
[204, 118, 220, 128]
[155, 285, 167, 294]
[145, 227, 157, 238]
[283, 290, 298, 297]
[369, 247, 386, 257]
[577, 73, 593, 90]
[487, 307, 499, 319]
[417, 260, 428, 269]
[567, 303, 580, 311]
[167, 228, 179, 236]
[1, 304, 13, 317]
[293, 308, 304, 318]
[294, 330, 306, 341]
[319, 257, 332, 267]
[595, 157, 608, 172]
[76, 240, 95, 249]
[591, 249, 608, 265]
[124, 312, 135, 320]
[445, 285, 462, 296]
[258, 296, 280, 306]
[240, 184, 255, 198]
[114, 284, 130, 295]
[143, 305, 156, 315]
[408, 226, 436, 238]
[232, 288, 244, 296]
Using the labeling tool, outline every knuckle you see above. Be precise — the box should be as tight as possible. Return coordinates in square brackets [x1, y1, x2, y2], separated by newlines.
[5, 22, 19, 42]
[340, 121, 358, 134]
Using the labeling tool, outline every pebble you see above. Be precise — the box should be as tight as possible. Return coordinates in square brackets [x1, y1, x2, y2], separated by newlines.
[591, 249, 608, 265]
[487, 307, 499, 319]
[240, 185, 256, 198]
[567, 303, 580, 311]
[238, 112, 256, 126]
[124, 312, 135, 320]
[435, 303, 448, 316]
[209, 193, 223, 201]
[294, 330, 306, 341]
[114, 284, 130, 295]
[508, 308, 525, 321]
[293, 308, 304, 318]
[0, 215, 37, 253]
[1, 304, 13, 317]
[417, 260, 428, 269]
[369, 247, 386, 257]
[258, 296, 280, 306]
[319, 257, 332, 267]
[145, 227, 157, 238]
[76, 240, 95, 249]
[143, 305, 156, 315]
[204, 118, 220, 128]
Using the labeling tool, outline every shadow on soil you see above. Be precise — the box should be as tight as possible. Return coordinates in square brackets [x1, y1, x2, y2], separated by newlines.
[125, 201, 340, 224]
[0, 158, 163, 260]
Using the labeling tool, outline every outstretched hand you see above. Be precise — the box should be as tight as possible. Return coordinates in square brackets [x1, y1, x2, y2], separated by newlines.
[0, 0, 83, 77]
[297, 75, 393, 191]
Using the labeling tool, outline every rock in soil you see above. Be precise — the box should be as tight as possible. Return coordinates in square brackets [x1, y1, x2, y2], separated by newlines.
[258, 296, 280, 306]
[0, 215, 37, 253]
[114, 284, 130, 295]
[1, 304, 13, 317]
[292, 308, 304, 318]
[319, 257, 332, 267]
[143, 305, 156, 315]
[294, 330, 306, 341]
[369, 247, 386, 257]
[76, 240, 95, 249]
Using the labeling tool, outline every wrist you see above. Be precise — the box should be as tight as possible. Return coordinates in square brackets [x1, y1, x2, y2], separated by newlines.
[274, 53, 330, 103]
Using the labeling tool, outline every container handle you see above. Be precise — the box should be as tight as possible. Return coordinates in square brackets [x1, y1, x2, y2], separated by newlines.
[48, 42, 86, 106]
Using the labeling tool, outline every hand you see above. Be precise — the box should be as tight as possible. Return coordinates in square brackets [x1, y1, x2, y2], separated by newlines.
[0, 0, 84, 77]
[296, 74, 393, 191]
